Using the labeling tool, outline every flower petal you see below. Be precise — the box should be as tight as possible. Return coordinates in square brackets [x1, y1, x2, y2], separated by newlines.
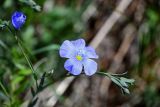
[64, 59, 82, 75]
[71, 39, 85, 49]
[59, 40, 76, 58]
[83, 59, 97, 76]
[85, 46, 98, 59]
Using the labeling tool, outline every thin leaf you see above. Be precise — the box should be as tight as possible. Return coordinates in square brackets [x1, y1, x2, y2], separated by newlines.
[119, 80, 128, 88]
[33, 44, 60, 54]
[123, 88, 130, 94]
[18, 69, 32, 75]
[0, 91, 9, 100]
[110, 77, 122, 87]
[120, 77, 135, 84]
[19, 0, 41, 12]
[28, 97, 38, 107]
[38, 72, 46, 91]
[6, 25, 38, 88]
[12, 76, 24, 85]
[30, 87, 35, 97]
[0, 81, 10, 99]
[0, 20, 9, 28]
[0, 40, 8, 50]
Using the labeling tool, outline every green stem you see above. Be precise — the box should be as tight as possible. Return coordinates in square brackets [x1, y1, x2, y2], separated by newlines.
[6, 25, 38, 88]
[96, 71, 111, 77]
[0, 81, 10, 98]
[96, 71, 127, 76]
[0, 81, 12, 106]
[40, 71, 112, 95]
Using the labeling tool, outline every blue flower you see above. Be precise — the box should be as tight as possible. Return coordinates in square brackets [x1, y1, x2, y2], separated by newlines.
[59, 39, 99, 76]
[11, 11, 26, 29]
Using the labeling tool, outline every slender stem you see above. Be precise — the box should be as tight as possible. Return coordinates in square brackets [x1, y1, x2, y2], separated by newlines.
[0, 81, 10, 98]
[16, 35, 39, 88]
[0, 81, 12, 106]
[110, 72, 128, 76]
[6, 25, 38, 88]
[96, 71, 111, 77]
[96, 71, 128, 76]
[37, 71, 129, 98]
[41, 71, 112, 94]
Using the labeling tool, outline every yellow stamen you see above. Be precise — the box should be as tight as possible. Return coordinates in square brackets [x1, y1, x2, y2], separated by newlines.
[76, 55, 83, 61]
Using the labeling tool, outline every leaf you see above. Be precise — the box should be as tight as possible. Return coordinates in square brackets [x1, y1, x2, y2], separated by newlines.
[16, 35, 36, 77]
[0, 40, 8, 50]
[110, 77, 122, 87]
[3, 0, 13, 8]
[97, 71, 134, 94]
[33, 73, 38, 81]
[12, 76, 24, 85]
[119, 80, 128, 88]
[22, 26, 36, 50]
[123, 88, 130, 94]
[147, 9, 159, 24]
[0, 20, 9, 28]
[33, 44, 60, 54]
[111, 77, 131, 94]
[30, 87, 35, 97]
[96, 71, 110, 77]
[39, 73, 46, 85]
[0, 91, 8, 100]
[38, 72, 46, 92]
[0, 81, 10, 98]
[28, 97, 38, 107]
[120, 77, 135, 84]
[18, 69, 32, 75]
[19, 0, 41, 12]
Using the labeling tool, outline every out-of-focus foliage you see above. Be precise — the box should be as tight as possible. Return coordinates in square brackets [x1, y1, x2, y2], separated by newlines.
[133, 5, 160, 107]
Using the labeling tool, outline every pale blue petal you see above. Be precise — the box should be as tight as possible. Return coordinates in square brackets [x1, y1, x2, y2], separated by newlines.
[64, 59, 82, 75]
[83, 59, 97, 76]
[71, 39, 85, 49]
[59, 40, 76, 58]
[85, 46, 98, 59]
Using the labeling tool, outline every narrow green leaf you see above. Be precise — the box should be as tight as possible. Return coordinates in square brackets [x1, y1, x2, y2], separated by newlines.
[119, 80, 128, 88]
[30, 87, 35, 97]
[38, 72, 46, 91]
[0, 91, 8, 100]
[28, 97, 38, 107]
[33, 44, 60, 54]
[18, 69, 32, 75]
[6, 25, 38, 89]
[0, 81, 10, 98]
[0, 40, 8, 50]
[12, 76, 24, 85]
[19, 0, 41, 12]
[110, 77, 122, 87]
[96, 71, 110, 77]
[123, 88, 130, 94]
[0, 20, 9, 28]
[120, 77, 135, 84]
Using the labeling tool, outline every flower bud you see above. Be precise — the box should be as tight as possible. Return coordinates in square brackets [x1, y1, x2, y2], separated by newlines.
[11, 11, 26, 29]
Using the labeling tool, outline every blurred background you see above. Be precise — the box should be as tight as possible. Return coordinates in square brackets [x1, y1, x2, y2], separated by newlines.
[1, 0, 160, 107]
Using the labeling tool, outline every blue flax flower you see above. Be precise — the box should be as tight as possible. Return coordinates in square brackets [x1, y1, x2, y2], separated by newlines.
[59, 39, 98, 76]
[11, 11, 26, 29]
